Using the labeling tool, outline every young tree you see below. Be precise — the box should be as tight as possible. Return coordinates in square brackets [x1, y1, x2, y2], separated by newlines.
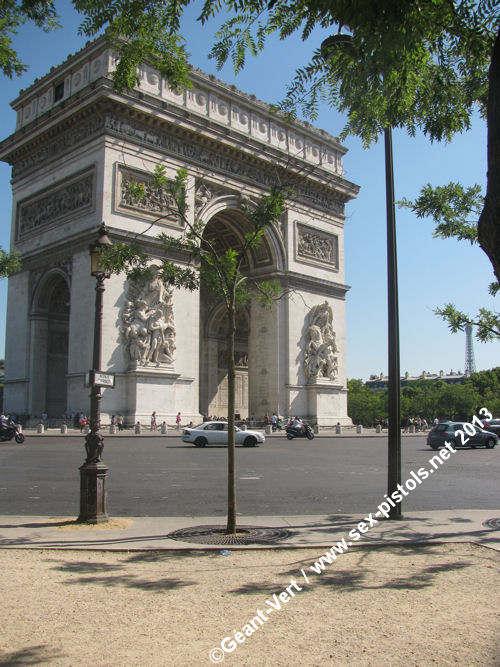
[101, 167, 287, 535]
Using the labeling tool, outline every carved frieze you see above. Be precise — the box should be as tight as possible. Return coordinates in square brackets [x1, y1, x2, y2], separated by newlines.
[10, 111, 346, 217]
[17, 170, 95, 239]
[296, 223, 338, 269]
[12, 116, 106, 179]
[116, 166, 180, 226]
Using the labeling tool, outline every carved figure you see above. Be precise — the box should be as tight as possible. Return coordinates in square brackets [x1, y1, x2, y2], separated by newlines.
[122, 267, 176, 366]
[297, 227, 336, 265]
[304, 302, 338, 381]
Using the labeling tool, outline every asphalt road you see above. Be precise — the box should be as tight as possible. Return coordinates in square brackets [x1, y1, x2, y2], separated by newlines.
[0, 433, 498, 517]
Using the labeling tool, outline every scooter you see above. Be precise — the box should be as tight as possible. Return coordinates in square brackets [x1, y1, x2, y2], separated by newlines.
[0, 419, 25, 444]
[285, 423, 314, 440]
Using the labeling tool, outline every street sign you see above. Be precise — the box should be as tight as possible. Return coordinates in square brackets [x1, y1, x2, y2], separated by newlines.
[86, 371, 116, 388]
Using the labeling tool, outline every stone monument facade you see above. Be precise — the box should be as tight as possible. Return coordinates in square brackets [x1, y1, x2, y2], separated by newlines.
[0, 37, 359, 425]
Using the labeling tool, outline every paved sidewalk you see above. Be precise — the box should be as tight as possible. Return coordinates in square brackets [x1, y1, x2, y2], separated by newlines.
[0, 510, 498, 551]
[21, 426, 426, 438]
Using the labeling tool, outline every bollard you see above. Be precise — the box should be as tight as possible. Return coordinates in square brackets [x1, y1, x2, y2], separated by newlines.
[409, 425, 415, 433]
[265, 424, 272, 435]
[161, 421, 168, 435]
[135, 421, 141, 434]
[313, 424, 320, 434]
[356, 424, 363, 434]
[60, 424, 67, 434]
[37, 423, 44, 434]
[335, 423, 342, 435]
[109, 424, 116, 434]
[376, 424, 382, 433]
[83, 424, 90, 434]
[241, 424, 247, 431]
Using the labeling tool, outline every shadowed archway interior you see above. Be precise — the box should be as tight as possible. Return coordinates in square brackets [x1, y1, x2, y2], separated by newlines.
[198, 208, 275, 420]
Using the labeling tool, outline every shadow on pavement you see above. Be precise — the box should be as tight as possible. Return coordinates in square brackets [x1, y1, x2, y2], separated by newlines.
[0, 644, 66, 665]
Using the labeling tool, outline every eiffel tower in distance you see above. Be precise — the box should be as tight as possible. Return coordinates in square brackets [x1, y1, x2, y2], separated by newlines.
[465, 324, 476, 375]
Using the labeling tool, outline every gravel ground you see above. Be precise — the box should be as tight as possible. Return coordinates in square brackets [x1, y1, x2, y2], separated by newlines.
[0, 543, 498, 666]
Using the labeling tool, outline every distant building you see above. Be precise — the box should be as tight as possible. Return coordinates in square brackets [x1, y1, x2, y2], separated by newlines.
[365, 370, 470, 391]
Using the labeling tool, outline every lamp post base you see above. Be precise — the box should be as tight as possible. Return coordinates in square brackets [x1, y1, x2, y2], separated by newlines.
[77, 462, 109, 523]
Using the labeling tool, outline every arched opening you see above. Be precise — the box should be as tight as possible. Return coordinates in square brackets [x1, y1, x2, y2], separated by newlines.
[30, 272, 70, 417]
[200, 302, 249, 419]
[198, 204, 279, 420]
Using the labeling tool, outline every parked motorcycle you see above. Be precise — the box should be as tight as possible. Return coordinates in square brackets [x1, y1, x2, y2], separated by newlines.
[285, 423, 314, 440]
[0, 419, 25, 444]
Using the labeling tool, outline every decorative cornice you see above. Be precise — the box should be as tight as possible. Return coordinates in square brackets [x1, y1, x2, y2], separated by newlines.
[5, 103, 356, 217]
[1, 36, 360, 195]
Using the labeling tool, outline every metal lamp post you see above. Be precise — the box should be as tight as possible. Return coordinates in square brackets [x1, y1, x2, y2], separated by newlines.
[321, 34, 402, 518]
[77, 223, 113, 523]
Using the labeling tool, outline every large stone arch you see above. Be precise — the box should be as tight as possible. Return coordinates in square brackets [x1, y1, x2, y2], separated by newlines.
[29, 269, 71, 417]
[1, 38, 358, 426]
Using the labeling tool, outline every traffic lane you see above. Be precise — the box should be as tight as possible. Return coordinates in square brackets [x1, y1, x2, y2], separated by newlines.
[0, 434, 498, 516]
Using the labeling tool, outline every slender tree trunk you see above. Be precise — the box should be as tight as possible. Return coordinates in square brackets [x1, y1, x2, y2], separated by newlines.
[478, 25, 500, 284]
[226, 292, 237, 534]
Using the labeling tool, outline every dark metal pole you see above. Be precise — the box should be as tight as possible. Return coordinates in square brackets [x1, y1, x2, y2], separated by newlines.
[77, 273, 109, 523]
[384, 126, 402, 518]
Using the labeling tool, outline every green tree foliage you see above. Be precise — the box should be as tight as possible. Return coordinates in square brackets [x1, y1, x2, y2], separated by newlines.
[0, 248, 21, 277]
[399, 184, 500, 341]
[348, 369, 500, 425]
[0, 1, 59, 77]
[99, 167, 288, 535]
[346, 379, 385, 426]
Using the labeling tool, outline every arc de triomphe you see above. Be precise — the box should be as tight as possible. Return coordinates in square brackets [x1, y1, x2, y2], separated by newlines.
[0, 37, 359, 426]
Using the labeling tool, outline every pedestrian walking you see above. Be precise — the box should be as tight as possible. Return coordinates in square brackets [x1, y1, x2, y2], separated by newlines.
[151, 411, 157, 431]
[176, 412, 181, 430]
[79, 414, 87, 432]
[117, 414, 124, 431]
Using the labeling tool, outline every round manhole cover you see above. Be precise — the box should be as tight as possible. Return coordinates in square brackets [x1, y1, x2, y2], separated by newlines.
[167, 525, 292, 545]
[482, 518, 500, 530]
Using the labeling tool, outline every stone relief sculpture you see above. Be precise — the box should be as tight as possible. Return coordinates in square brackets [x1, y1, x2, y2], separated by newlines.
[120, 171, 176, 216]
[121, 267, 176, 366]
[18, 173, 94, 236]
[297, 225, 338, 267]
[304, 301, 338, 381]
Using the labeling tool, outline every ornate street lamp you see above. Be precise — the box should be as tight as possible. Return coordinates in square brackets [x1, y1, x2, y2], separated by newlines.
[321, 33, 402, 518]
[77, 222, 113, 523]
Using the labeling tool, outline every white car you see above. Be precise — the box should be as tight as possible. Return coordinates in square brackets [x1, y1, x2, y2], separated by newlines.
[181, 421, 265, 447]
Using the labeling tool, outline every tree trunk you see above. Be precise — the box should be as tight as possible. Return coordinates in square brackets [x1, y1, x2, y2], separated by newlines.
[478, 25, 500, 285]
[225, 294, 237, 535]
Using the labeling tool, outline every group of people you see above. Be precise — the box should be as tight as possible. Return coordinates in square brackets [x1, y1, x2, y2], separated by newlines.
[150, 412, 182, 430]
[403, 416, 429, 432]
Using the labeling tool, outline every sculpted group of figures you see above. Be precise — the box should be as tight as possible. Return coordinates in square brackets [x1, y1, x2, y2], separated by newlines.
[121, 267, 176, 366]
[303, 302, 339, 381]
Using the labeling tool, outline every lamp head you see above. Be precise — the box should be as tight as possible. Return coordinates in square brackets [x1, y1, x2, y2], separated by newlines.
[90, 222, 113, 278]
[320, 33, 354, 60]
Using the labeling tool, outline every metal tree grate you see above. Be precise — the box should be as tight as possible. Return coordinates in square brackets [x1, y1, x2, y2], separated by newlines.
[482, 518, 500, 530]
[166, 524, 292, 545]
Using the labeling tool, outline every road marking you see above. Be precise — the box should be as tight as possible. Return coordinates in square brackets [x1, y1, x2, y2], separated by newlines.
[239, 476, 261, 480]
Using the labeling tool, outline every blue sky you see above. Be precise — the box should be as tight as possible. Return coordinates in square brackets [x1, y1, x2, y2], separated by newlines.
[0, 3, 498, 380]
